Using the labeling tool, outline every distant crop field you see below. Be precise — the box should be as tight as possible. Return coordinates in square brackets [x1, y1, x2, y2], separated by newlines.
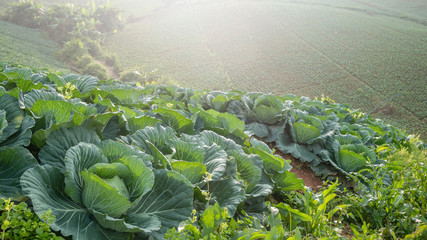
[102, 0, 427, 138]
[0, 21, 70, 72]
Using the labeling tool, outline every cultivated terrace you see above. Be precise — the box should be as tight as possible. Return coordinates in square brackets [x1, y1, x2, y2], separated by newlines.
[0, 62, 426, 239]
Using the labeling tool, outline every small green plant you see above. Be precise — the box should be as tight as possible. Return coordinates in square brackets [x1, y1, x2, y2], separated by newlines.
[57, 38, 88, 63]
[278, 181, 351, 238]
[57, 82, 77, 99]
[404, 224, 427, 239]
[0, 198, 63, 240]
[202, 172, 212, 203]
[165, 203, 285, 240]
[350, 221, 382, 240]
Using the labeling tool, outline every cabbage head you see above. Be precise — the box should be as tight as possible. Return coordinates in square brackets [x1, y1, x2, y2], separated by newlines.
[21, 127, 194, 240]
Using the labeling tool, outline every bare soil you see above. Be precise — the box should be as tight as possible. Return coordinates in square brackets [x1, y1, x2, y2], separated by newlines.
[372, 104, 396, 116]
[275, 150, 324, 191]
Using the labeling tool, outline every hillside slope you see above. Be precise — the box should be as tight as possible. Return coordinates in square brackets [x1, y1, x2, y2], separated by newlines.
[103, 0, 427, 140]
[0, 21, 70, 73]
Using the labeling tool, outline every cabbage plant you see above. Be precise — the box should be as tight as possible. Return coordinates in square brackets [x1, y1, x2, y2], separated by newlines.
[227, 93, 284, 125]
[0, 93, 37, 200]
[0, 93, 35, 147]
[20, 127, 194, 240]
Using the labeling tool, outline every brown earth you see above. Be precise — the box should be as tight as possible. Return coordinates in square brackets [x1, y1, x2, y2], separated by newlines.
[275, 150, 324, 191]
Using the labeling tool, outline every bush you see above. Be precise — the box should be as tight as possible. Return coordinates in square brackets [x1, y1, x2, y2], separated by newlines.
[41, 4, 76, 43]
[93, 5, 125, 33]
[0, 198, 64, 240]
[81, 61, 109, 80]
[57, 38, 88, 63]
[120, 70, 144, 83]
[75, 54, 93, 69]
[86, 40, 102, 58]
[104, 54, 122, 76]
[1, 0, 43, 28]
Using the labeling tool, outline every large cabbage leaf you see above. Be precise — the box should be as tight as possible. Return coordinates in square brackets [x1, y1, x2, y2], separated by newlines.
[64, 143, 109, 203]
[20, 89, 65, 109]
[0, 110, 6, 136]
[202, 145, 228, 181]
[293, 122, 321, 144]
[0, 94, 35, 147]
[0, 147, 38, 200]
[249, 144, 303, 191]
[130, 169, 194, 233]
[244, 122, 269, 138]
[199, 130, 244, 154]
[101, 88, 148, 108]
[170, 139, 205, 162]
[270, 171, 304, 191]
[153, 107, 194, 134]
[208, 177, 246, 216]
[249, 148, 291, 174]
[130, 124, 177, 155]
[276, 133, 316, 163]
[206, 109, 246, 139]
[189, 106, 246, 139]
[30, 99, 97, 128]
[81, 170, 132, 218]
[228, 150, 262, 193]
[126, 116, 161, 133]
[171, 160, 207, 184]
[100, 140, 152, 168]
[38, 126, 101, 169]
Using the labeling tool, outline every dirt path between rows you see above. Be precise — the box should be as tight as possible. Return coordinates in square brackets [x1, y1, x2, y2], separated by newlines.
[275, 150, 324, 191]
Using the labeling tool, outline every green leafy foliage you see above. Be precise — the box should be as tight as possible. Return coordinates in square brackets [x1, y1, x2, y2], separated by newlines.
[340, 138, 427, 239]
[165, 203, 286, 240]
[274, 181, 352, 238]
[0, 93, 35, 147]
[0, 147, 38, 201]
[0, 198, 64, 240]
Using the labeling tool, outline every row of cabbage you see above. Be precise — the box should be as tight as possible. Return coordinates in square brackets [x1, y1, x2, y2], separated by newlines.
[116, 78, 414, 180]
[0, 63, 304, 239]
[0, 62, 420, 239]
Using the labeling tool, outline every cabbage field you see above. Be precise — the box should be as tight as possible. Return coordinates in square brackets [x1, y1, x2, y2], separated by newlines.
[103, 0, 427, 141]
[0, 62, 426, 239]
[0, 0, 426, 239]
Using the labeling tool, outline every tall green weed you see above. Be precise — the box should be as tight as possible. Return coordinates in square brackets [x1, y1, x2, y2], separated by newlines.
[343, 137, 426, 239]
